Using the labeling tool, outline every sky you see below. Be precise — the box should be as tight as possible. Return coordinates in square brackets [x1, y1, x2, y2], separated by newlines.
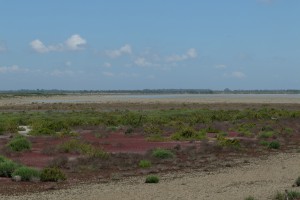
[0, 0, 299, 90]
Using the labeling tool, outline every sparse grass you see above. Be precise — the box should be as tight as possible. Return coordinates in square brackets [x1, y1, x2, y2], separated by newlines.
[145, 175, 159, 183]
[152, 148, 174, 159]
[7, 135, 31, 152]
[40, 167, 66, 182]
[138, 160, 151, 168]
[217, 135, 240, 148]
[58, 139, 108, 158]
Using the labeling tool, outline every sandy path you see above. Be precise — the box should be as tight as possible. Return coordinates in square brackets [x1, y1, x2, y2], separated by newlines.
[2, 152, 300, 200]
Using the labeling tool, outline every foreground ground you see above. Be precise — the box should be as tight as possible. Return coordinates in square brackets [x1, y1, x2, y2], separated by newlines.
[1, 152, 299, 200]
[1, 93, 300, 199]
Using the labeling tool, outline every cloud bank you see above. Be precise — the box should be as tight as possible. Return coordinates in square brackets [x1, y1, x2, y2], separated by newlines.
[30, 34, 87, 53]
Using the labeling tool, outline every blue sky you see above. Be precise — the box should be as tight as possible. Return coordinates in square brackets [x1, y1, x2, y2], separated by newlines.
[0, 0, 299, 90]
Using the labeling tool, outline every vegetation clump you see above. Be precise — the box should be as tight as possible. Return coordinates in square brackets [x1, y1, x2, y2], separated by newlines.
[217, 135, 240, 148]
[7, 135, 31, 152]
[138, 160, 152, 168]
[268, 141, 280, 149]
[0, 160, 19, 177]
[152, 148, 174, 159]
[59, 139, 108, 158]
[40, 167, 66, 182]
[12, 166, 40, 181]
[274, 190, 300, 200]
[145, 175, 159, 183]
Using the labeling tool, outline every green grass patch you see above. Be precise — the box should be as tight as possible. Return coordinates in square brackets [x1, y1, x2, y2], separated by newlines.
[138, 160, 152, 168]
[145, 175, 159, 183]
[152, 148, 174, 159]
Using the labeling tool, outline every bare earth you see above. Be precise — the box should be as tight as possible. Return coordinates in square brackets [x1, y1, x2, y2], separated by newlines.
[1, 152, 299, 200]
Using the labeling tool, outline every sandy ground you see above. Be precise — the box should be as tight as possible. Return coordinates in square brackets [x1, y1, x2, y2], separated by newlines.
[1, 152, 299, 200]
[1, 94, 300, 106]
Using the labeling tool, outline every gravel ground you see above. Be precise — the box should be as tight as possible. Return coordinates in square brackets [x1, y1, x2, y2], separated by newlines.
[1, 152, 300, 200]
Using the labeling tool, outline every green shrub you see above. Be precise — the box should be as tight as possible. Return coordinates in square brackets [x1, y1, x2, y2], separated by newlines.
[217, 135, 240, 148]
[152, 148, 174, 159]
[268, 141, 280, 149]
[259, 140, 270, 147]
[139, 160, 151, 168]
[40, 167, 66, 182]
[171, 127, 207, 141]
[7, 135, 31, 152]
[0, 160, 19, 177]
[0, 155, 8, 163]
[274, 190, 300, 200]
[145, 175, 159, 183]
[258, 131, 275, 139]
[12, 166, 40, 181]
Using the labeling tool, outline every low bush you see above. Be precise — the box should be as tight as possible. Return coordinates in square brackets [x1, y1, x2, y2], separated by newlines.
[274, 190, 300, 200]
[145, 175, 159, 183]
[171, 127, 207, 141]
[258, 131, 276, 139]
[0, 155, 8, 163]
[0, 160, 19, 177]
[152, 148, 174, 159]
[138, 160, 151, 168]
[217, 135, 240, 148]
[268, 141, 280, 149]
[40, 167, 66, 182]
[12, 166, 40, 181]
[7, 135, 31, 152]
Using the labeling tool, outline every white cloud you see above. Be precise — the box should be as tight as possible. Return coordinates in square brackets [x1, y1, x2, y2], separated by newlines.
[105, 44, 132, 58]
[166, 48, 198, 62]
[65, 34, 86, 51]
[30, 34, 87, 53]
[103, 62, 112, 68]
[0, 65, 28, 74]
[215, 64, 227, 69]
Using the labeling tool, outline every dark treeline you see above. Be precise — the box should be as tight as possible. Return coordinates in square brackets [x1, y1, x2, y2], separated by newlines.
[0, 89, 300, 96]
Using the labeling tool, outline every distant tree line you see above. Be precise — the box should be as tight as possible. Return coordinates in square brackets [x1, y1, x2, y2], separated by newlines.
[1, 89, 300, 96]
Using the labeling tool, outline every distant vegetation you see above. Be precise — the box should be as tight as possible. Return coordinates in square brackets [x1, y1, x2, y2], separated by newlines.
[1, 88, 300, 97]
